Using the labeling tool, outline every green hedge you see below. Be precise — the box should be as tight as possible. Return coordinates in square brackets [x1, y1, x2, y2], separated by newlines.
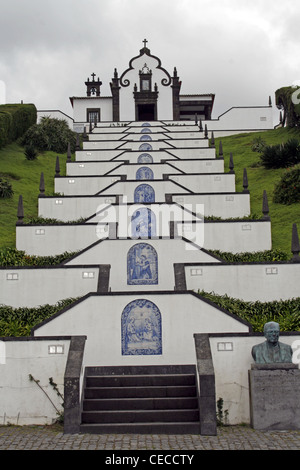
[0, 104, 37, 148]
[199, 291, 300, 332]
[0, 248, 78, 267]
[0, 298, 78, 336]
[273, 165, 300, 205]
[209, 249, 289, 263]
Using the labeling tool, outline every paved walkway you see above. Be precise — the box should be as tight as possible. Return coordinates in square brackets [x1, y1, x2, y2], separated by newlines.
[0, 424, 299, 451]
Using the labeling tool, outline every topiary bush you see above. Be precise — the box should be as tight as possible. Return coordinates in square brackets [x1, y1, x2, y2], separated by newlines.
[273, 165, 300, 205]
[259, 139, 300, 169]
[0, 178, 14, 198]
[21, 116, 77, 154]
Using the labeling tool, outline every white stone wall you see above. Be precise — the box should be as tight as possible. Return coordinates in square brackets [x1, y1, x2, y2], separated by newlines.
[176, 220, 272, 253]
[33, 293, 250, 366]
[0, 338, 70, 425]
[65, 238, 220, 292]
[71, 97, 113, 124]
[171, 193, 251, 218]
[38, 196, 116, 221]
[53, 174, 235, 196]
[54, 175, 122, 196]
[16, 220, 271, 257]
[67, 161, 123, 176]
[0, 267, 100, 308]
[75, 149, 126, 161]
[185, 262, 300, 301]
[16, 224, 107, 256]
[205, 106, 274, 137]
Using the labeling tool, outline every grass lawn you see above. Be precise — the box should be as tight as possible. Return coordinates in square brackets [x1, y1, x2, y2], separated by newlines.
[0, 143, 67, 248]
[215, 127, 300, 254]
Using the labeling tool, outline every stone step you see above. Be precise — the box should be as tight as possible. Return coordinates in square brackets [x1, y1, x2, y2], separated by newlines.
[81, 408, 200, 424]
[82, 396, 199, 411]
[85, 373, 196, 388]
[84, 384, 197, 399]
[79, 422, 201, 435]
[84, 365, 196, 376]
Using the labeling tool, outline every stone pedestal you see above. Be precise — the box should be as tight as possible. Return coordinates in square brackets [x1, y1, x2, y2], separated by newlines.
[249, 364, 300, 430]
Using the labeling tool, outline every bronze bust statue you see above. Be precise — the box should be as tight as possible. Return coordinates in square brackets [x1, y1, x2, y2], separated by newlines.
[252, 321, 293, 364]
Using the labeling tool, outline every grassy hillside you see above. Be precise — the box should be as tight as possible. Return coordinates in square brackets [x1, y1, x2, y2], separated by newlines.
[215, 127, 300, 254]
[0, 143, 67, 248]
[0, 127, 299, 253]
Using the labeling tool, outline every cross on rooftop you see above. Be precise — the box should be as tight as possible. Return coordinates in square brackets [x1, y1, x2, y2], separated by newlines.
[91, 73, 96, 81]
[143, 39, 148, 48]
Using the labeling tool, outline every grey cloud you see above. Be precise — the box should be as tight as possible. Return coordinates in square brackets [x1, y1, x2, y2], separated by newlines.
[0, 0, 297, 118]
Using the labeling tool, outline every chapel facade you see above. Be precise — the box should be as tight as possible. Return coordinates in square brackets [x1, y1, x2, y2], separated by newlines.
[70, 40, 214, 129]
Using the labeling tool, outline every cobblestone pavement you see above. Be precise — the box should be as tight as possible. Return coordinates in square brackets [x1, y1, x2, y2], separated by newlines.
[0, 424, 299, 451]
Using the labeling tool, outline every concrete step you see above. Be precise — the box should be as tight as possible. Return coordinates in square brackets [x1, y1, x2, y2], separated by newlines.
[80, 422, 201, 435]
[84, 384, 197, 399]
[81, 409, 200, 424]
[85, 374, 196, 388]
[82, 396, 199, 411]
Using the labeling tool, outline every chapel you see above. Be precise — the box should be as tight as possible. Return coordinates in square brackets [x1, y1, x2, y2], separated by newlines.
[69, 39, 214, 127]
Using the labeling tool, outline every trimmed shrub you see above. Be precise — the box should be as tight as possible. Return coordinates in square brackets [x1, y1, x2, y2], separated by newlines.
[0, 298, 78, 336]
[0, 104, 37, 148]
[199, 291, 300, 332]
[273, 165, 300, 205]
[259, 139, 300, 169]
[0, 178, 14, 198]
[21, 116, 77, 153]
[0, 248, 78, 267]
[209, 249, 289, 263]
[24, 144, 38, 160]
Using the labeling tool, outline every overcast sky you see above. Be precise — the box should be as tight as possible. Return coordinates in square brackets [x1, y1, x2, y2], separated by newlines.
[0, 0, 299, 121]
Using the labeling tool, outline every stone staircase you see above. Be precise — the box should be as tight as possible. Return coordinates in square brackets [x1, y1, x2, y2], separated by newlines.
[80, 365, 200, 434]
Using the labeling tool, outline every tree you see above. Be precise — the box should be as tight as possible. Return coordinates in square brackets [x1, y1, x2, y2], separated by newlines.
[21, 116, 77, 153]
[275, 86, 300, 128]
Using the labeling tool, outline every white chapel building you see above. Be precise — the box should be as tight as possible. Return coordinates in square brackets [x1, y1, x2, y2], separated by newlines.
[65, 40, 273, 135]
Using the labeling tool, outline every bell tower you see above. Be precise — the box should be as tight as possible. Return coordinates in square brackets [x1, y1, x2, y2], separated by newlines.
[133, 63, 159, 121]
[85, 73, 102, 97]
